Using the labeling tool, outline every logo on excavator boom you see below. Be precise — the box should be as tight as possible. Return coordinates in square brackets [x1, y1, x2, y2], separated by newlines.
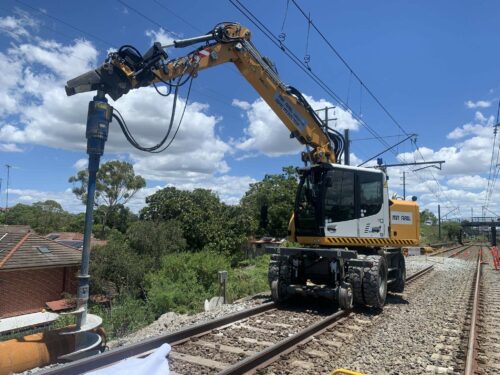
[273, 92, 307, 132]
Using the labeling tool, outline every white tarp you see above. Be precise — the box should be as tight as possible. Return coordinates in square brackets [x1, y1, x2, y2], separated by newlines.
[86, 343, 171, 375]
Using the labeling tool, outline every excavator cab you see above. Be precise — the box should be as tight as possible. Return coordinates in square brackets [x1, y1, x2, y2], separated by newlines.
[294, 164, 389, 245]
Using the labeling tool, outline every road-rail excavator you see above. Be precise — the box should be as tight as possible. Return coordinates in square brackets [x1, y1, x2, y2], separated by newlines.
[66, 22, 420, 310]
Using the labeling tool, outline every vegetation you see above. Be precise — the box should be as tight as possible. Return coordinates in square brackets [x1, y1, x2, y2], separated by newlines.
[241, 166, 298, 238]
[69, 160, 145, 238]
[1, 200, 81, 234]
[6, 161, 473, 340]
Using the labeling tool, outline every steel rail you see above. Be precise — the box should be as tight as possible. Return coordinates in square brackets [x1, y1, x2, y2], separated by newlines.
[448, 244, 474, 258]
[405, 264, 434, 282]
[41, 302, 275, 375]
[464, 246, 483, 375]
[219, 309, 347, 375]
[218, 265, 436, 374]
[43, 257, 440, 375]
[429, 244, 470, 257]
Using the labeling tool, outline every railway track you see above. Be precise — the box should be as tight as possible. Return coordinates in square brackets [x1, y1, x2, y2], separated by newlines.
[424, 245, 484, 374]
[464, 246, 500, 375]
[43, 263, 435, 375]
[429, 243, 473, 258]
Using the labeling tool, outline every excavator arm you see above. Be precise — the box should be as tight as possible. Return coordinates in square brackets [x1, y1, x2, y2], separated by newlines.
[66, 22, 343, 164]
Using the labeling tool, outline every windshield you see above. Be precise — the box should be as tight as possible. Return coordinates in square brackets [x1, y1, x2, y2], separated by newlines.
[324, 169, 355, 222]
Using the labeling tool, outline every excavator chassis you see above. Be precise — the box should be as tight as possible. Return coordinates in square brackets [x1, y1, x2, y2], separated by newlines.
[267, 247, 405, 310]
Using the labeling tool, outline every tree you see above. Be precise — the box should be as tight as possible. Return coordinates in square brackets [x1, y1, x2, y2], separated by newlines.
[69, 160, 145, 238]
[442, 221, 462, 241]
[140, 187, 249, 255]
[90, 235, 147, 297]
[4, 201, 74, 234]
[240, 166, 299, 238]
[420, 209, 437, 225]
[126, 220, 186, 268]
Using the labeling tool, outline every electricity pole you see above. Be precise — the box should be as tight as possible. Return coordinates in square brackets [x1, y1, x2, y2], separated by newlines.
[344, 129, 350, 165]
[438, 204, 441, 240]
[5, 164, 11, 225]
[402, 171, 406, 200]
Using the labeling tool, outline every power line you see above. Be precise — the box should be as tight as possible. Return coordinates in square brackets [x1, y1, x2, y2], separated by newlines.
[14, 0, 115, 48]
[229, 0, 457, 208]
[485, 100, 500, 208]
[116, 0, 174, 34]
[283, 0, 459, 208]
[230, 0, 393, 152]
[289, 0, 411, 137]
[230, 0, 457, 208]
[152, 0, 204, 33]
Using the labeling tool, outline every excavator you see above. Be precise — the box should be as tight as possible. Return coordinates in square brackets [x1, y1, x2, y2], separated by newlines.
[66, 22, 420, 310]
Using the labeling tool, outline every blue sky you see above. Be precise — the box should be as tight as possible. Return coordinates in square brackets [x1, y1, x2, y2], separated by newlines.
[0, 0, 499, 218]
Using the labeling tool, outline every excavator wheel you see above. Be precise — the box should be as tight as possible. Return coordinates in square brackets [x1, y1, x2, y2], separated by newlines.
[361, 255, 388, 308]
[347, 256, 365, 306]
[388, 252, 405, 293]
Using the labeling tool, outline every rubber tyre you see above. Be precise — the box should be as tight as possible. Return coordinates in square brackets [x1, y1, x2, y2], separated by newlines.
[362, 255, 388, 308]
[388, 253, 406, 293]
[347, 260, 364, 306]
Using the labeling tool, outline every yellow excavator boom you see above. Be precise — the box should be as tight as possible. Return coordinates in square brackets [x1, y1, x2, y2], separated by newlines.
[66, 22, 342, 165]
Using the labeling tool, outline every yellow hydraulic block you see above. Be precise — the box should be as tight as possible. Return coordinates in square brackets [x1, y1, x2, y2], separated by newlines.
[332, 369, 366, 375]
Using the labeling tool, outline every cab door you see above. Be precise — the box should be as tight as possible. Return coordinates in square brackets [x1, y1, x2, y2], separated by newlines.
[323, 169, 358, 237]
[357, 171, 389, 239]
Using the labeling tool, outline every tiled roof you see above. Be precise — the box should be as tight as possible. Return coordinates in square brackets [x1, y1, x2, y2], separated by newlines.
[46, 232, 84, 241]
[0, 228, 81, 270]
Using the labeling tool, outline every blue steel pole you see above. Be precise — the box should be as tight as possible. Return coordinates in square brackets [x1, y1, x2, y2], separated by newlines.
[76, 90, 111, 330]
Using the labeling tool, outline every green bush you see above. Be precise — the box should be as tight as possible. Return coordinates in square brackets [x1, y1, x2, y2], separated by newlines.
[145, 251, 231, 315]
[91, 296, 154, 339]
[228, 255, 270, 301]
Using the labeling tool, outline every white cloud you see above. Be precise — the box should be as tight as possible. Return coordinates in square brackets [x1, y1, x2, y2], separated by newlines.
[465, 99, 492, 109]
[447, 175, 488, 190]
[232, 96, 359, 157]
[0, 14, 255, 207]
[145, 28, 174, 46]
[73, 158, 88, 170]
[0, 10, 39, 41]
[0, 143, 23, 152]
[8, 173, 256, 213]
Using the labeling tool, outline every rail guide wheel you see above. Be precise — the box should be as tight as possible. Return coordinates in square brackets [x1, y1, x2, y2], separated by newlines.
[338, 282, 354, 310]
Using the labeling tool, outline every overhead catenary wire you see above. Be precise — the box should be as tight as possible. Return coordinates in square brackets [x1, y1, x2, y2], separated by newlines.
[116, 0, 175, 34]
[485, 100, 500, 208]
[14, 0, 115, 48]
[229, 0, 393, 152]
[289, 0, 411, 137]
[230, 0, 458, 209]
[286, 0, 458, 210]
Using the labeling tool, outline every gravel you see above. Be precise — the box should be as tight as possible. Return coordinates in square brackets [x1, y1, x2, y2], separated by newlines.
[476, 248, 500, 375]
[108, 293, 271, 349]
[260, 252, 479, 375]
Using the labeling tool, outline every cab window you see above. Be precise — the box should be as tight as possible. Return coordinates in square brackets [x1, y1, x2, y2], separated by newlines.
[324, 170, 355, 222]
[359, 172, 383, 216]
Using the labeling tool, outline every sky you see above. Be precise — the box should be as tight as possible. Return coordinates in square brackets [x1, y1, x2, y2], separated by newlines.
[0, 0, 499, 219]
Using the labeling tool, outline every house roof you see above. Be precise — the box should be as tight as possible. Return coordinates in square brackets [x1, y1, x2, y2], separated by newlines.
[0, 227, 81, 271]
[46, 232, 84, 241]
[46, 232, 107, 248]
